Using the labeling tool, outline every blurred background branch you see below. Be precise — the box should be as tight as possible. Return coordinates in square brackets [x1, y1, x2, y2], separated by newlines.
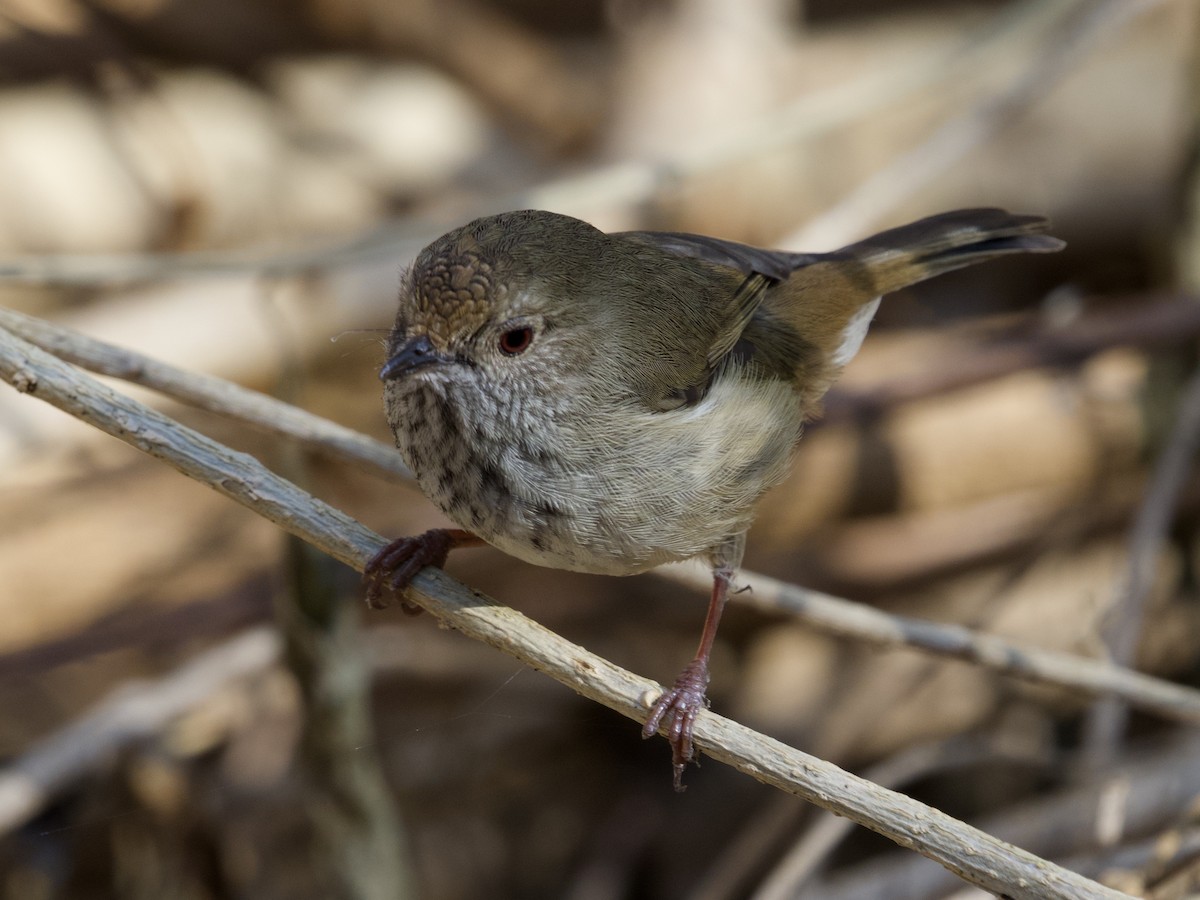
[0, 0, 1144, 284]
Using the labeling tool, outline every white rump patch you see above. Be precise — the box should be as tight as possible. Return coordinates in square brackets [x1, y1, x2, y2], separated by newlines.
[832, 296, 881, 366]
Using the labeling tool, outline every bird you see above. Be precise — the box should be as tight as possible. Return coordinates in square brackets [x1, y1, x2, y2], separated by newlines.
[364, 207, 1064, 789]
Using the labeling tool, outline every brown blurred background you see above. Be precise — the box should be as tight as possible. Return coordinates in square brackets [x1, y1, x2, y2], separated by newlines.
[1, 0, 1199, 898]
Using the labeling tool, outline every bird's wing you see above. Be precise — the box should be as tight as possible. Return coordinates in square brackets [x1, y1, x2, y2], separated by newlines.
[612, 231, 821, 409]
[616, 230, 821, 281]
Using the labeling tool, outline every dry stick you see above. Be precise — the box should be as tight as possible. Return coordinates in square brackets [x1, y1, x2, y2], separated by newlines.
[822, 292, 1200, 425]
[8, 282, 1200, 561]
[784, 0, 1170, 250]
[281, 536, 415, 900]
[1068, 829, 1200, 895]
[524, 0, 1070, 212]
[660, 564, 1200, 727]
[812, 729, 1200, 900]
[696, 730, 1053, 900]
[8, 307, 1200, 728]
[1082, 366, 1200, 771]
[0, 306, 412, 482]
[1077, 6, 1200, 777]
[0, 0, 1070, 286]
[14, 291, 1200, 463]
[0, 324, 1131, 900]
[0, 628, 279, 836]
[750, 733, 1056, 900]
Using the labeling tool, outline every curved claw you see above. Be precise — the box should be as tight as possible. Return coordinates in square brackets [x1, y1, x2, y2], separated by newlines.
[642, 658, 711, 791]
[363, 529, 460, 613]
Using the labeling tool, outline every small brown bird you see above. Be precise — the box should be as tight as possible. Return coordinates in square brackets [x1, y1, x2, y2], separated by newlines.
[366, 208, 1063, 789]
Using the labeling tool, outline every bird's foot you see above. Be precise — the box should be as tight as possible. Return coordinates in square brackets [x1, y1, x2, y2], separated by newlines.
[642, 658, 711, 791]
[364, 528, 463, 613]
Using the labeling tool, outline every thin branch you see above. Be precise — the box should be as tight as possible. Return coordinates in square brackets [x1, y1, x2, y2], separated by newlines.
[0, 628, 279, 836]
[784, 0, 1170, 250]
[20, 286, 1200, 451]
[812, 728, 1200, 900]
[9, 307, 1200, 729]
[1082, 365, 1200, 769]
[0, 221, 428, 285]
[0, 321, 1131, 898]
[0, 0, 1077, 285]
[821, 293, 1200, 425]
[659, 564, 1200, 727]
[18, 290, 1200, 479]
[281, 538, 415, 900]
[12, 289, 1200, 471]
[751, 732, 1056, 900]
[631, 0, 1073, 183]
[0, 306, 411, 481]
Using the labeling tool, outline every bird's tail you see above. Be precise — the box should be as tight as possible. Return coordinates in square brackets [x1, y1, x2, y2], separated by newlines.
[771, 209, 1063, 411]
[835, 207, 1065, 295]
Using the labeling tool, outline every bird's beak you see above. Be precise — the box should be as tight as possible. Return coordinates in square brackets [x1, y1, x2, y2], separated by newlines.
[380, 334, 452, 381]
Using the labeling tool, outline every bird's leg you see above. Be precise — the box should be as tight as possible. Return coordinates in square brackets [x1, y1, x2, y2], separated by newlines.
[364, 528, 483, 613]
[643, 535, 744, 791]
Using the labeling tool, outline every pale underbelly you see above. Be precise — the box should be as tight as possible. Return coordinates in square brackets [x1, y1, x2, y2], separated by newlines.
[394, 370, 801, 576]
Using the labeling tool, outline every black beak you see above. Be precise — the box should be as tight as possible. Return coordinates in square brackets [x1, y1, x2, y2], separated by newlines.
[380, 334, 450, 381]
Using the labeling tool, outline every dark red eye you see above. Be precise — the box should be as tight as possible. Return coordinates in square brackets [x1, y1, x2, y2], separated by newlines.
[498, 326, 534, 355]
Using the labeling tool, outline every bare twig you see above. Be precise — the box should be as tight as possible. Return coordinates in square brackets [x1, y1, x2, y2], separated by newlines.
[811, 728, 1200, 900]
[8, 307, 1200, 729]
[1082, 365, 1200, 770]
[660, 564, 1200, 727]
[1076, 1, 1200, 777]
[13, 285, 1200, 471]
[696, 728, 1054, 900]
[822, 293, 1200, 425]
[281, 537, 415, 900]
[0, 220, 432, 284]
[626, 0, 1072, 183]
[0, 0, 1080, 285]
[784, 0, 1171, 250]
[18, 292, 1200, 477]
[751, 732, 1056, 900]
[0, 319, 1131, 898]
[0, 306, 411, 481]
[0, 627, 279, 836]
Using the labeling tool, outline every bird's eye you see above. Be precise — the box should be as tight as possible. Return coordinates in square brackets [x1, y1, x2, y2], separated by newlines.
[498, 326, 534, 356]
